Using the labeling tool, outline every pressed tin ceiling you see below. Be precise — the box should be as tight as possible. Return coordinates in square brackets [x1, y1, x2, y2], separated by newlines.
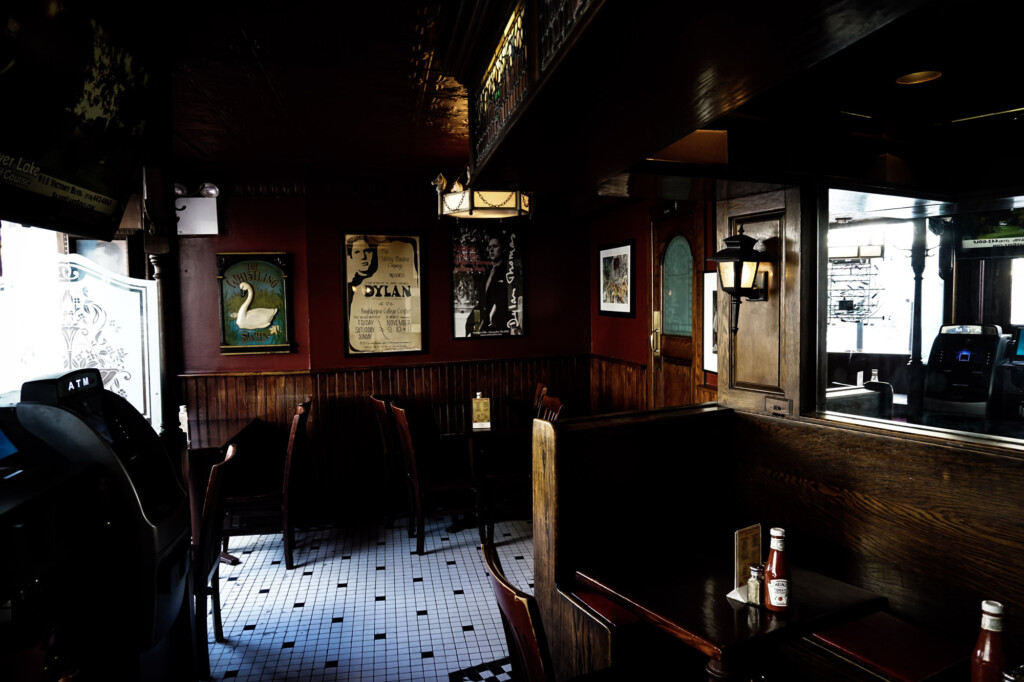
[170, 1, 471, 177]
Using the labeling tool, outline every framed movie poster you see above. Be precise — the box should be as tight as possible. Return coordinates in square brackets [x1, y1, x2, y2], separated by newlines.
[218, 252, 293, 354]
[344, 234, 424, 355]
[451, 224, 524, 338]
[598, 240, 635, 316]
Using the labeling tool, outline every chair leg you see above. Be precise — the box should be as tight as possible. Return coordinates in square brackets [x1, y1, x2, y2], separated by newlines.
[283, 507, 295, 570]
[192, 580, 211, 680]
[211, 567, 225, 643]
[405, 484, 417, 538]
[415, 495, 426, 555]
[475, 484, 488, 546]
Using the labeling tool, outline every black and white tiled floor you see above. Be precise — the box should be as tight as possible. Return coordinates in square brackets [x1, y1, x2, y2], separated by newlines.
[205, 515, 531, 681]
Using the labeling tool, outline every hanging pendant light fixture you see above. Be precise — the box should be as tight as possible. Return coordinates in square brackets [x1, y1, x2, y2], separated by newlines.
[433, 169, 530, 219]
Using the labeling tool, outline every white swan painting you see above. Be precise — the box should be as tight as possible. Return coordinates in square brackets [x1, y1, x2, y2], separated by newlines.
[232, 282, 278, 330]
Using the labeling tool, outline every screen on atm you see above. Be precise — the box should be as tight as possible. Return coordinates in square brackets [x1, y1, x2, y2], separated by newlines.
[0, 426, 17, 461]
[1015, 328, 1024, 360]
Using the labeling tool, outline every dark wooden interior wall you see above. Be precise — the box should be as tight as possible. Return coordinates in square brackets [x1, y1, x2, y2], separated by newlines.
[180, 355, 596, 519]
[732, 412, 1024, 653]
[588, 355, 647, 413]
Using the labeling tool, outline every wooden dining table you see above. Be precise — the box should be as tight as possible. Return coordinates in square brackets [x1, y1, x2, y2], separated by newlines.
[182, 415, 264, 564]
[574, 560, 887, 681]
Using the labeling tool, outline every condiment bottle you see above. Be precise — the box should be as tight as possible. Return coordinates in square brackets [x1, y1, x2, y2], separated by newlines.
[747, 564, 764, 606]
[764, 527, 789, 612]
[971, 600, 1005, 682]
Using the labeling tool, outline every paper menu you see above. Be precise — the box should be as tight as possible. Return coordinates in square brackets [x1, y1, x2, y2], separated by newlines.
[472, 396, 491, 430]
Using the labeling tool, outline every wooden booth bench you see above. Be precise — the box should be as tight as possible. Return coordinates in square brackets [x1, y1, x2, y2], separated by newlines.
[532, 405, 1024, 680]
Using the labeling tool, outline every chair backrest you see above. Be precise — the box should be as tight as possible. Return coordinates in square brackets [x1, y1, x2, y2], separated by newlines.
[389, 402, 421, 488]
[537, 394, 564, 422]
[282, 398, 312, 495]
[533, 383, 548, 417]
[196, 443, 239, 582]
[370, 394, 399, 464]
[482, 540, 555, 682]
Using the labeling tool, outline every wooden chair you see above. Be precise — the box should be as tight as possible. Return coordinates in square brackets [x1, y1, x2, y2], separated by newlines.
[478, 394, 564, 544]
[533, 382, 548, 417]
[222, 398, 311, 570]
[482, 540, 621, 681]
[369, 394, 411, 527]
[192, 443, 238, 680]
[390, 400, 481, 555]
[538, 394, 564, 421]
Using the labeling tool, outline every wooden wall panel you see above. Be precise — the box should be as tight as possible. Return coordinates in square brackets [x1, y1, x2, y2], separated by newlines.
[180, 355, 590, 519]
[716, 188, 803, 416]
[733, 412, 1024, 653]
[588, 355, 648, 414]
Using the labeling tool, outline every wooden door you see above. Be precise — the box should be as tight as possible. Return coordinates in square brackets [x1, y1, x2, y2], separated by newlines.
[649, 200, 707, 408]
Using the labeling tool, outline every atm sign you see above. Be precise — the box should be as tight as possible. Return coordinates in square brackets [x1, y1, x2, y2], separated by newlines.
[57, 370, 101, 397]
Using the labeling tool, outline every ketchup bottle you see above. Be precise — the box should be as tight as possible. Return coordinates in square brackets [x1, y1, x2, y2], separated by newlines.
[764, 527, 789, 612]
[971, 600, 1005, 682]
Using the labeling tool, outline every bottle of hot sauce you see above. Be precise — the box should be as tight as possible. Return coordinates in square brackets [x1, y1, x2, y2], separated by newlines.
[971, 600, 1005, 682]
[764, 527, 789, 612]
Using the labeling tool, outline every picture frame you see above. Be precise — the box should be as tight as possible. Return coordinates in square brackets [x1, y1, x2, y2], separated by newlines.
[344, 234, 424, 355]
[703, 271, 719, 373]
[598, 240, 635, 317]
[218, 252, 293, 354]
[451, 224, 525, 339]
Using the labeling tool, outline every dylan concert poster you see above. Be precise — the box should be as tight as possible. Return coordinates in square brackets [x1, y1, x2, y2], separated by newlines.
[344, 234, 423, 355]
[451, 225, 524, 338]
[218, 252, 293, 354]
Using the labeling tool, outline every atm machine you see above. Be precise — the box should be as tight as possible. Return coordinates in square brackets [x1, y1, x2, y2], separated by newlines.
[922, 324, 1011, 430]
[0, 368, 189, 680]
[992, 327, 1024, 435]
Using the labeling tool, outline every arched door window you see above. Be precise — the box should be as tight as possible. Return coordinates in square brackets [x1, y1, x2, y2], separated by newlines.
[663, 236, 693, 336]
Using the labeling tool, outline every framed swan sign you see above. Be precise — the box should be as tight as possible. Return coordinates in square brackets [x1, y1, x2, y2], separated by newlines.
[217, 252, 294, 354]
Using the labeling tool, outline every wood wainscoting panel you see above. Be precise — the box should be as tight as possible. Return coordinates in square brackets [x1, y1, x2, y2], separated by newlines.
[179, 355, 589, 521]
[589, 355, 648, 414]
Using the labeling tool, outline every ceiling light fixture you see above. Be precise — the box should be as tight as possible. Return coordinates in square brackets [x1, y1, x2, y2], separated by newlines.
[433, 169, 529, 219]
[895, 70, 942, 85]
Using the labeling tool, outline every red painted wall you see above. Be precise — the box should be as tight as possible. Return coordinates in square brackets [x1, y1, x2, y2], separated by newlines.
[178, 193, 590, 374]
[589, 201, 651, 366]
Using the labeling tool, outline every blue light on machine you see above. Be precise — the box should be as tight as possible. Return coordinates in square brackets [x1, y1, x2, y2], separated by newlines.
[957, 349, 973, 362]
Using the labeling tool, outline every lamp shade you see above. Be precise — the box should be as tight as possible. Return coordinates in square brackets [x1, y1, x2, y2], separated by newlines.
[440, 189, 530, 219]
[708, 227, 765, 297]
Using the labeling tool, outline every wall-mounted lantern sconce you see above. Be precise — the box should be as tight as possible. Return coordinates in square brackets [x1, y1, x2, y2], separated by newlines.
[708, 227, 769, 334]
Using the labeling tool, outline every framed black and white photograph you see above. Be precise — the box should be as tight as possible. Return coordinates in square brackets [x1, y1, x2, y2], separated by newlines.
[598, 240, 635, 316]
[344, 234, 424, 355]
[451, 224, 524, 338]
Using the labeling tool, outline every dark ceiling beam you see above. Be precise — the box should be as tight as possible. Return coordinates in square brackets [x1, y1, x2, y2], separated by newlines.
[468, 0, 930, 209]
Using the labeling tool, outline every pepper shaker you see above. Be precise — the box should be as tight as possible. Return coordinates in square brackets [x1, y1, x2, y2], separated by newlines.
[747, 564, 764, 606]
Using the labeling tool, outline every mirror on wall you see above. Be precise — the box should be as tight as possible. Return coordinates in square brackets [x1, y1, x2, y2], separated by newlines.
[823, 188, 1024, 441]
